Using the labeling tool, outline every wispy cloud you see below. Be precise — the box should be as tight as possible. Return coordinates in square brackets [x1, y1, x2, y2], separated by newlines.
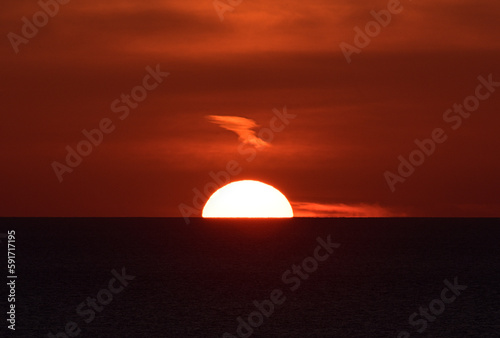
[292, 202, 407, 217]
[206, 115, 270, 149]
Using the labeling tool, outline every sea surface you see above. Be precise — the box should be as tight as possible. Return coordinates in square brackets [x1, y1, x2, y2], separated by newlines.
[0, 218, 499, 337]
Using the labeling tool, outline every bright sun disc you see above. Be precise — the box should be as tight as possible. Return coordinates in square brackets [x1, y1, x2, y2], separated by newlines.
[202, 180, 294, 218]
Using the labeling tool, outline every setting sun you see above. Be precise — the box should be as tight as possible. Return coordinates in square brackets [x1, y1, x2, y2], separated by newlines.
[202, 180, 294, 218]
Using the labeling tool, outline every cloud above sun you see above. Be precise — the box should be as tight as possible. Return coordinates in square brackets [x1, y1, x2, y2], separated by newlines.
[206, 115, 270, 149]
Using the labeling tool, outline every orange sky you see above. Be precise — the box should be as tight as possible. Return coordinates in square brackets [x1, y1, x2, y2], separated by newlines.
[1, 0, 499, 216]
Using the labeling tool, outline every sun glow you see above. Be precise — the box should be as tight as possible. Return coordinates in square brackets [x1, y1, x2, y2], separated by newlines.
[202, 180, 294, 218]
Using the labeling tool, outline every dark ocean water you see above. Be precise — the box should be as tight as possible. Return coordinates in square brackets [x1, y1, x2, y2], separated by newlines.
[0, 218, 499, 337]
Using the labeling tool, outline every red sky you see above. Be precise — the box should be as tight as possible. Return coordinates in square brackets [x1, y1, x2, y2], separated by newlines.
[1, 0, 499, 217]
